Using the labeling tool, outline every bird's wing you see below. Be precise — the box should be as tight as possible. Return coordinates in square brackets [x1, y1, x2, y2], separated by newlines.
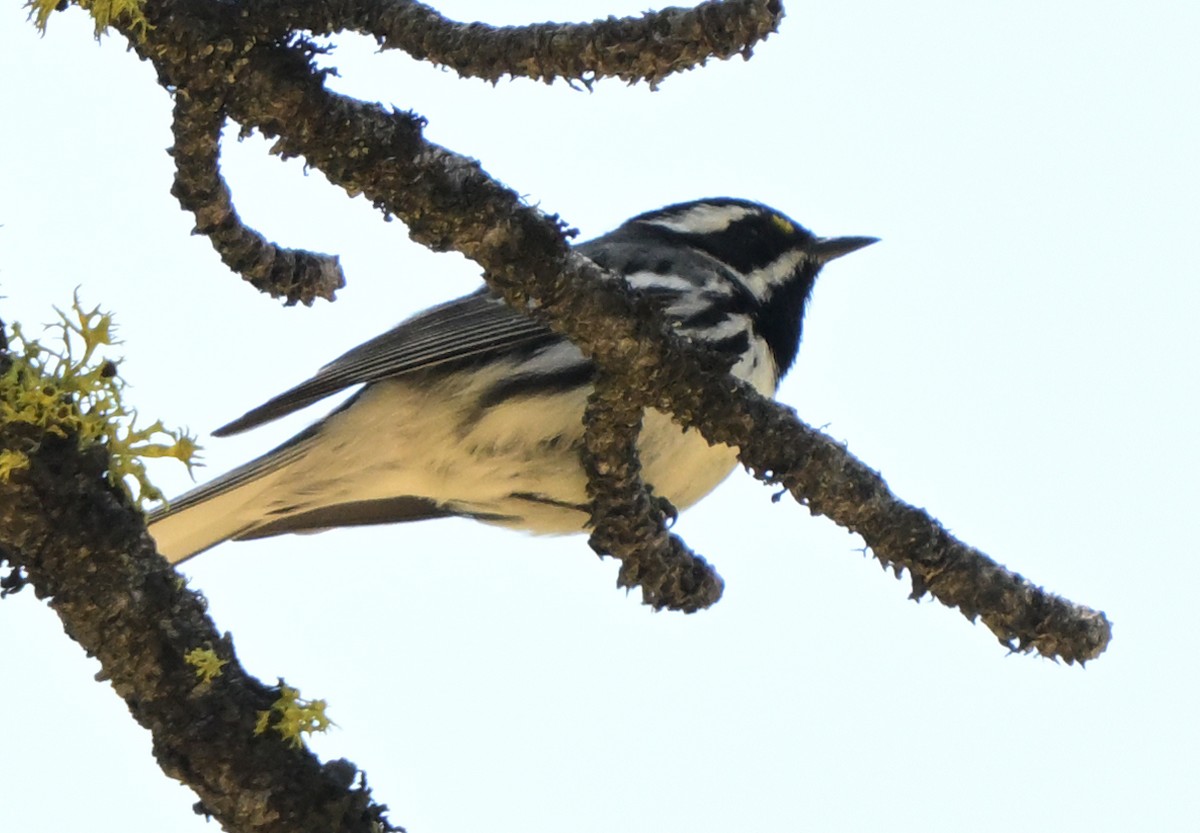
[214, 289, 557, 436]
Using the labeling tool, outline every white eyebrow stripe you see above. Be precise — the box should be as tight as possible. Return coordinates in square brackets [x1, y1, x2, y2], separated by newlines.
[642, 203, 754, 234]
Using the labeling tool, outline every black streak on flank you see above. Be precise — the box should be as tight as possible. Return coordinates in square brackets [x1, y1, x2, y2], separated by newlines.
[476, 362, 595, 410]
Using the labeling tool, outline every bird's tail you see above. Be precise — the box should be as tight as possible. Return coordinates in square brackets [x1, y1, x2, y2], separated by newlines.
[147, 439, 309, 564]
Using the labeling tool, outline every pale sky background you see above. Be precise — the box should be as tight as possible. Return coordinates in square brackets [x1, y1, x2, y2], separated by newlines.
[2, 1, 1198, 831]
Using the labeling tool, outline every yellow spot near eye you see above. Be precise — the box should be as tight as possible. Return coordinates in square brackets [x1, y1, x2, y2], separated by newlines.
[771, 214, 794, 235]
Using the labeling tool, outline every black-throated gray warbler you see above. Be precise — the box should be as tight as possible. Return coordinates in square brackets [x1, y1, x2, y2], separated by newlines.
[149, 198, 876, 563]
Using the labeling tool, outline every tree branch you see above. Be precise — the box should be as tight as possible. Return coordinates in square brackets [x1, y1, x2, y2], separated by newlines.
[262, 0, 784, 88]
[0, 429, 396, 833]
[583, 371, 724, 613]
[170, 92, 344, 305]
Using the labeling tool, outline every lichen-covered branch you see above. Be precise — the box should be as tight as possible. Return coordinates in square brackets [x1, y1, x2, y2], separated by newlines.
[0, 418, 395, 833]
[255, 0, 784, 87]
[355, 0, 783, 87]
[582, 372, 723, 613]
[661, 379, 1112, 662]
[170, 93, 344, 306]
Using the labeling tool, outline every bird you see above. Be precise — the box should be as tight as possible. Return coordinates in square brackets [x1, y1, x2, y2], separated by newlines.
[148, 198, 876, 564]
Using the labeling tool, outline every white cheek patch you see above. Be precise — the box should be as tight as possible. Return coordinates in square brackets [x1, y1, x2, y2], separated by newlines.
[741, 249, 809, 301]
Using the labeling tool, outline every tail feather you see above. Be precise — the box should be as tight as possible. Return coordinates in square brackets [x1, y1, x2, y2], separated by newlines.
[148, 436, 313, 564]
[147, 485, 264, 564]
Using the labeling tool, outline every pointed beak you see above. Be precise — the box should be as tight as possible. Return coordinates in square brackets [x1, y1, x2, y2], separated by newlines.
[812, 235, 879, 264]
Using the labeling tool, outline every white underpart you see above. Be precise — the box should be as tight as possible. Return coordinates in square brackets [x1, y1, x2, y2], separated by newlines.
[150, 333, 780, 557]
[644, 203, 755, 234]
[272, 333, 773, 534]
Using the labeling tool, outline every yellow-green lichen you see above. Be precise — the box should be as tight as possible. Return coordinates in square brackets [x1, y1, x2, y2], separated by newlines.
[27, 0, 150, 40]
[0, 293, 198, 509]
[255, 684, 333, 748]
[0, 449, 31, 479]
[184, 647, 228, 683]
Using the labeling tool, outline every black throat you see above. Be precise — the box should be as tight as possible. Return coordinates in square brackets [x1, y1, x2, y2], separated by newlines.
[754, 262, 821, 378]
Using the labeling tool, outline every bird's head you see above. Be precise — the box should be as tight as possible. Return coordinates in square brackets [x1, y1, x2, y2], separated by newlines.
[626, 198, 877, 374]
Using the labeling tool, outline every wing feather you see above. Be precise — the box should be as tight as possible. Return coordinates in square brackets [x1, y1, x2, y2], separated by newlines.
[214, 289, 556, 436]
